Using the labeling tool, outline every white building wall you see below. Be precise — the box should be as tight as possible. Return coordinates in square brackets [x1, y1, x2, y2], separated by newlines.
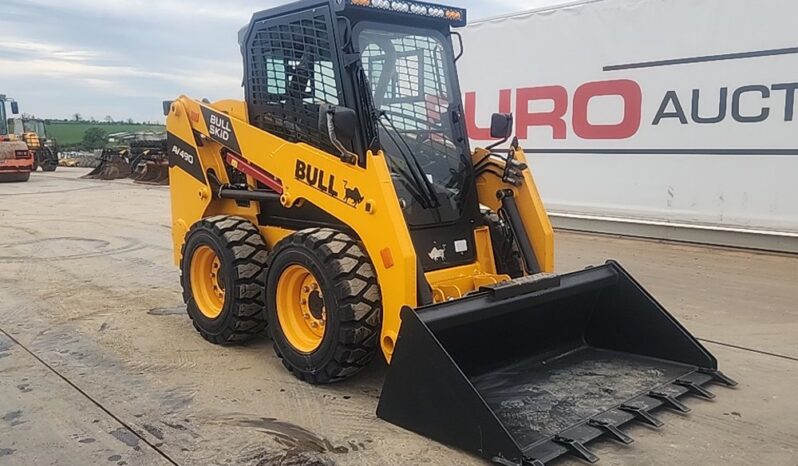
[458, 0, 798, 239]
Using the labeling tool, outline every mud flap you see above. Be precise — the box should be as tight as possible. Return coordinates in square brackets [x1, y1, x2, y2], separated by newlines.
[377, 261, 736, 465]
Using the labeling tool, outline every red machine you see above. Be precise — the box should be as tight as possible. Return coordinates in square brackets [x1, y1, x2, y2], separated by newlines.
[0, 95, 33, 182]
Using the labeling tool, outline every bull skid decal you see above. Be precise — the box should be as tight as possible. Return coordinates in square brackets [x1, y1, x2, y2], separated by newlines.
[294, 159, 365, 209]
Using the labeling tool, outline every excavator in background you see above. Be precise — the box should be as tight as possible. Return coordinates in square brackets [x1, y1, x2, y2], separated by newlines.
[10, 117, 59, 172]
[164, 1, 736, 464]
[0, 95, 34, 182]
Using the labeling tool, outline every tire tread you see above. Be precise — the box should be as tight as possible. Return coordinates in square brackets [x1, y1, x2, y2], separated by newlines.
[267, 228, 381, 384]
[180, 216, 267, 345]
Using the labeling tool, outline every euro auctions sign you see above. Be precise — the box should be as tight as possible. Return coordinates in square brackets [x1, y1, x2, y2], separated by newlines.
[464, 78, 796, 146]
[459, 1, 797, 155]
[458, 0, 798, 234]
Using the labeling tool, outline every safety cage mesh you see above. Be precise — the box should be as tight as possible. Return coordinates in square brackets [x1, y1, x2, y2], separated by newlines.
[246, 11, 342, 154]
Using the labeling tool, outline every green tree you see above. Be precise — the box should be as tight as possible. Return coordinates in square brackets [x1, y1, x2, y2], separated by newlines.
[82, 127, 107, 150]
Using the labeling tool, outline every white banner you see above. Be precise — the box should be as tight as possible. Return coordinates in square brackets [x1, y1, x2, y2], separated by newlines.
[459, 0, 798, 233]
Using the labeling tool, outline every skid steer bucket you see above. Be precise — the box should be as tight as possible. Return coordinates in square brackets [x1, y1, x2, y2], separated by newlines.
[378, 261, 736, 466]
[81, 150, 131, 180]
[132, 159, 169, 185]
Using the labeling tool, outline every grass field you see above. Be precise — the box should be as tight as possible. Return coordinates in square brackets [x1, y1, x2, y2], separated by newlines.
[46, 122, 165, 147]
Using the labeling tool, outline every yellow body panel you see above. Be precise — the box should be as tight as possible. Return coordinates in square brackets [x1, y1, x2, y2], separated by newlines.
[167, 97, 417, 359]
[166, 96, 554, 362]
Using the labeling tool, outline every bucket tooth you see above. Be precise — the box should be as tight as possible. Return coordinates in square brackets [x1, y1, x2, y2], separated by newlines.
[649, 390, 691, 413]
[620, 404, 664, 428]
[523, 458, 545, 466]
[493, 456, 544, 466]
[587, 418, 633, 445]
[675, 379, 716, 400]
[552, 435, 599, 464]
[698, 368, 738, 387]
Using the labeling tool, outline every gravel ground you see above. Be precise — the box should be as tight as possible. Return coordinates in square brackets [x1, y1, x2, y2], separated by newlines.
[0, 167, 796, 466]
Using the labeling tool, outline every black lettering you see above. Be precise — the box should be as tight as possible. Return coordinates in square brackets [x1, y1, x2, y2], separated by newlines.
[308, 166, 320, 188]
[295, 160, 306, 180]
[652, 91, 688, 125]
[328, 174, 339, 197]
[771, 82, 798, 122]
[691, 88, 727, 124]
[732, 85, 770, 123]
[319, 170, 329, 192]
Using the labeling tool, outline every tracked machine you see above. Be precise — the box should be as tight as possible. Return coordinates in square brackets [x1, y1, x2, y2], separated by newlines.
[164, 1, 736, 464]
[0, 95, 33, 182]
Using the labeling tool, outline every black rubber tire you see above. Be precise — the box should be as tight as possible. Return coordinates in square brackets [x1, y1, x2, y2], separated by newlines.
[265, 228, 382, 384]
[484, 211, 525, 278]
[41, 152, 57, 172]
[180, 215, 268, 345]
[44, 147, 59, 172]
[0, 172, 30, 182]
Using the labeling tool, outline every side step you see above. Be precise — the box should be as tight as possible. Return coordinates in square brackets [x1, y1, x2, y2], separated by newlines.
[377, 261, 736, 465]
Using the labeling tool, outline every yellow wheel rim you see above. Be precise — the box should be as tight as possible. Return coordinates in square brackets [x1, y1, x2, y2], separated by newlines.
[276, 264, 327, 353]
[190, 245, 225, 319]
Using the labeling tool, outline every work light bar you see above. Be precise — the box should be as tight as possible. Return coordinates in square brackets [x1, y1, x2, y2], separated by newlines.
[346, 0, 467, 27]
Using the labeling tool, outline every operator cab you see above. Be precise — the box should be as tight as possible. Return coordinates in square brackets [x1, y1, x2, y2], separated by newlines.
[0, 95, 19, 137]
[240, 0, 482, 271]
[10, 118, 47, 138]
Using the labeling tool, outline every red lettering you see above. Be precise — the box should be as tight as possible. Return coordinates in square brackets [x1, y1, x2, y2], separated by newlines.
[516, 86, 568, 140]
[572, 79, 642, 139]
[464, 89, 511, 140]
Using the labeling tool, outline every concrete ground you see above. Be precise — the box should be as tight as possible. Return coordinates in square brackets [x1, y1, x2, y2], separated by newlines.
[0, 167, 796, 466]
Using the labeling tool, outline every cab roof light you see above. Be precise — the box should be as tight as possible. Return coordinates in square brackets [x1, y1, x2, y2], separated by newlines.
[444, 9, 461, 21]
[345, 0, 467, 26]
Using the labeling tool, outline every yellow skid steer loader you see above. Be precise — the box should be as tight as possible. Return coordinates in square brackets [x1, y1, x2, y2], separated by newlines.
[164, 1, 735, 464]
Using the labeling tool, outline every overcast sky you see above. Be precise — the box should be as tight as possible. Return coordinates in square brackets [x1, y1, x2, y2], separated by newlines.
[0, 0, 560, 123]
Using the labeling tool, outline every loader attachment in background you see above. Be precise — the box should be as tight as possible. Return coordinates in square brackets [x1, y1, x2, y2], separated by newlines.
[377, 261, 736, 466]
[81, 149, 131, 180]
[131, 151, 169, 185]
[131, 160, 169, 184]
